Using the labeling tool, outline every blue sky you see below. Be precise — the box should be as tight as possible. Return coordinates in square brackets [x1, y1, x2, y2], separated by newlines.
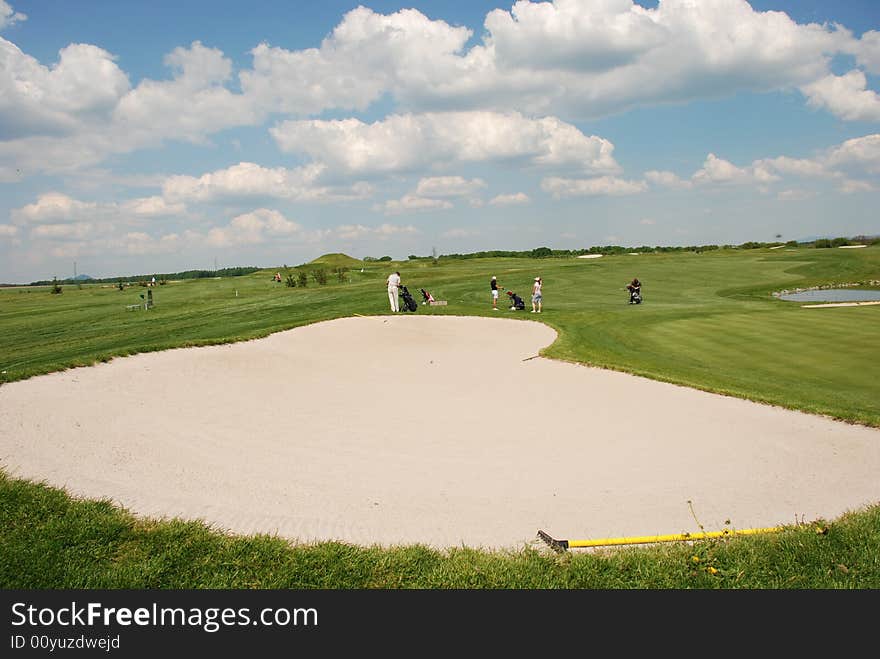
[1, 0, 878, 283]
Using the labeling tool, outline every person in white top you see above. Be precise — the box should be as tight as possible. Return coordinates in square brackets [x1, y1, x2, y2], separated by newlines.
[531, 277, 542, 313]
[386, 271, 401, 312]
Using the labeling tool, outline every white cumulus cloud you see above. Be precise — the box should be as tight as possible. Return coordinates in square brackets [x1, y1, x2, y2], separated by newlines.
[415, 176, 486, 197]
[0, 40, 130, 139]
[120, 196, 186, 217]
[0, 1, 24, 29]
[691, 154, 763, 185]
[801, 70, 880, 122]
[271, 111, 619, 176]
[824, 134, 880, 174]
[228, 1, 873, 121]
[379, 195, 454, 215]
[849, 29, 880, 75]
[541, 175, 647, 198]
[489, 192, 530, 206]
[241, 6, 472, 116]
[645, 170, 693, 189]
[11, 192, 99, 224]
[3, 0, 878, 187]
[162, 162, 372, 203]
[206, 209, 302, 247]
[113, 41, 256, 144]
[837, 179, 875, 194]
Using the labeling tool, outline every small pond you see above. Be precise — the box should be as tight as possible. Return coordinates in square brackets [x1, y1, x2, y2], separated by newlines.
[779, 288, 880, 302]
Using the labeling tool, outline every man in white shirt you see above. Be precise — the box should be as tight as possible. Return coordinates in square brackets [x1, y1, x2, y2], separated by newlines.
[386, 271, 401, 312]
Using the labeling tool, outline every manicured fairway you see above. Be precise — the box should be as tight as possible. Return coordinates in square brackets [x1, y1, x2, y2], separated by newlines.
[2, 246, 878, 425]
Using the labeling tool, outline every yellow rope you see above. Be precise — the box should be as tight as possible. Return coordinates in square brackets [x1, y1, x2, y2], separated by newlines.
[566, 526, 783, 548]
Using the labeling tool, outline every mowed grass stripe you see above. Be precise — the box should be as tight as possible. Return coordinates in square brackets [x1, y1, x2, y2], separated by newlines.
[643, 306, 879, 420]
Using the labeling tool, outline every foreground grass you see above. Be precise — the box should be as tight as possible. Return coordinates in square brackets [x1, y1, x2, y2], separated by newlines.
[2, 473, 878, 588]
[1, 246, 879, 588]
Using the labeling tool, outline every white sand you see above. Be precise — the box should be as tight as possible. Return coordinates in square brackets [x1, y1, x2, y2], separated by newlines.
[1, 315, 878, 551]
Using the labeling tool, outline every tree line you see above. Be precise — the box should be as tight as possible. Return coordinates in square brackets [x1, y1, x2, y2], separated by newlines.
[407, 235, 879, 261]
[28, 266, 261, 287]
[15, 234, 879, 287]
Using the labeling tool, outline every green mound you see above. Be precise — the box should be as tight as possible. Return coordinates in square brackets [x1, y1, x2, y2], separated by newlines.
[307, 253, 364, 268]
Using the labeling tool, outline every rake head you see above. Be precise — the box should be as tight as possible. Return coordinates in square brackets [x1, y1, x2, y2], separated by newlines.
[537, 530, 569, 553]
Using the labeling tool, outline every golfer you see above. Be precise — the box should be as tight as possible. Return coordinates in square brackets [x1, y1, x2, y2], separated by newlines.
[490, 276, 504, 310]
[531, 277, 543, 313]
[386, 271, 401, 312]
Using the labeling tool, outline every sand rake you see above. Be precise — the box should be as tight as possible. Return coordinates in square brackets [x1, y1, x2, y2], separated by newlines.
[537, 526, 783, 553]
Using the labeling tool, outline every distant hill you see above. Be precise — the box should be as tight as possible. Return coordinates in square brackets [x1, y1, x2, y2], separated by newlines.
[306, 253, 364, 268]
[73, 274, 93, 281]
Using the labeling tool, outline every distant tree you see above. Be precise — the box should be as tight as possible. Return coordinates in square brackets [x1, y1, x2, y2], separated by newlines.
[285, 273, 296, 287]
[335, 266, 349, 283]
[51, 277, 62, 294]
[297, 271, 309, 287]
[378, 256, 392, 262]
[311, 268, 328, 285]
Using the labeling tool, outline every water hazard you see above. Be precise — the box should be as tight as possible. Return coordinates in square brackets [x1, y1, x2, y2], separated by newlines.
[779, 288, 880, 302]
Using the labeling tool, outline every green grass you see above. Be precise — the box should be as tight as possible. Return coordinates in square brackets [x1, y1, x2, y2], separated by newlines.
[1, 245, 879, 588]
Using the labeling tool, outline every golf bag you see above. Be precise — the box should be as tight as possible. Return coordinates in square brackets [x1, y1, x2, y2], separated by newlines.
[399, 285, 418, 312]
[627, 285, 642, 304]
[420, 288, 435, 305]
[506, 290, 525, 310]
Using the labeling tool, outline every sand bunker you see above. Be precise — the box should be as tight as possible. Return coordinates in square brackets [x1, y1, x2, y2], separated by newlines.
[1, 315, 878, 550]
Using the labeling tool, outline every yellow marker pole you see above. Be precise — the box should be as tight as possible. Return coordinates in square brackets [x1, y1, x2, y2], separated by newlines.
[538, 527, 783, 552]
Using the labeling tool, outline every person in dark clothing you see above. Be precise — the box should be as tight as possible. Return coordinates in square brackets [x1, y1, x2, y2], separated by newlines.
[506, 290, 525, 310]
[490, 276, 504, 310]
[626, 278, 642, 304]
